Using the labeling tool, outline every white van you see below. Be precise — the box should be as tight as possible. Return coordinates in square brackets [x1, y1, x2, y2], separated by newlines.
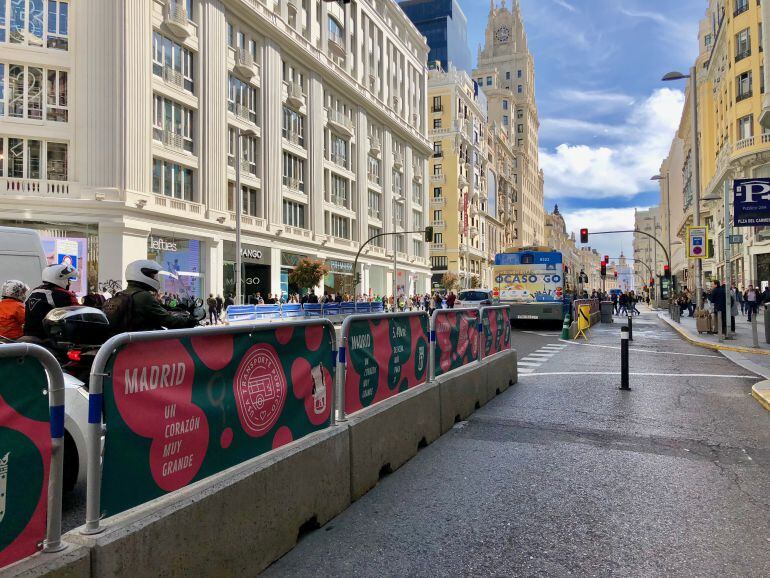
[0, 226, 47, 288]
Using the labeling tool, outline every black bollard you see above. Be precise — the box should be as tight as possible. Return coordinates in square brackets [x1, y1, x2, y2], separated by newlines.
[620, 326, 630, 391]
[626, 314, 633, 341]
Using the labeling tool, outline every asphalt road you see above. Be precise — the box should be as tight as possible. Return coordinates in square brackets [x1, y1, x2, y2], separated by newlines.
[265, 308, 770, 577]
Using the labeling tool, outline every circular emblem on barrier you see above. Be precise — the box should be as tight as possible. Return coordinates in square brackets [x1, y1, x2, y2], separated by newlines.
[233, 344, 287, 437]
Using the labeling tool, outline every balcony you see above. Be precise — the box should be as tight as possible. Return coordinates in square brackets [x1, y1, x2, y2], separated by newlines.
[286, 82, 305, 109]
[736, 136, 755, 149]
[327, 109, 354, 137]
[367, 172, 381, 186]
[430, 173, 446, 185]
[413, 173, 423, 184]
[162, 65, 185, 90]
[368, 207, 381, 219]
[283, 130, 304, 147]
[162, 2, 193, 40]
[458, 173, 469, 188]
[432, 220, 446, 229]
[369, 136, 381, 157]
[430, 243, 446, 251]
[234, 48, 259, 81]
[412, 193, 423, 205]
[737, 90, 753, 103]
[233, 102, 257, 123]
[330, 194, 348, 208]
[151, 193, 203, 216]
[329, 152, 349, 169]
[735, 49, 751, 63]
[283, 177, 305, 193]
[328, 30, 345, 58]
[1, 177, 77, 198]
[284, 225, 312, 239]
[229, 212, 267, 232]
[430, 196, 446, 206]
[392, 95, 401, 110]
[392, 152, 404, 170]
[162, 130, 185, 152]
[431, 105, 443, 113]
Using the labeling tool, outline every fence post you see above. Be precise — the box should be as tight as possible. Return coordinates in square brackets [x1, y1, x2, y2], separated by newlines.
[477, 306, 484, 364]
[429, 310, 436, 383]
[626, 314, 633, 341]
[752, 313, 759, 348]
[335, 330, 347, 424]
[41, 347, 66, 553]
[620, 326, 630, 391]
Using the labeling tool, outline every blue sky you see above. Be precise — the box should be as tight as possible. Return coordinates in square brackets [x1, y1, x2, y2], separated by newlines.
[456, 0, 705, 258]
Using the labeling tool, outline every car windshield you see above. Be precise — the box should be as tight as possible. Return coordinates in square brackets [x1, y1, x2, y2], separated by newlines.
[458, 291, 490, 301]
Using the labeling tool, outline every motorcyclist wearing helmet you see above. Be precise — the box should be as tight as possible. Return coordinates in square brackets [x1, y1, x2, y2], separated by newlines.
[0, 280, 30, 340]
[117, 260, 198, 331]
[24, 264, 80, 339]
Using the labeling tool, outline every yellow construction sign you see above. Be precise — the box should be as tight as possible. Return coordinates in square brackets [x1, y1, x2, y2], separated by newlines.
[575, 304, 591, 340]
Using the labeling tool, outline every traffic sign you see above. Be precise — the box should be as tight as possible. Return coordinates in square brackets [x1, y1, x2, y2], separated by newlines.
[687, 226, 708, 259]
[729, 234, 744, 244]
[734, 178, 770, 226]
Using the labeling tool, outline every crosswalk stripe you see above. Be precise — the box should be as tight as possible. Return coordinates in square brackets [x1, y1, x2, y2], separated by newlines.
[517, 361, 541, 366]
[517, 367, 535, 373]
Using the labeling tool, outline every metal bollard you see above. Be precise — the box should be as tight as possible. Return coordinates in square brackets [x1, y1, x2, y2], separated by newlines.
[620, 326, 630, 391]
[717, 311, 724, 341]
[626, 314, 633, 341]
[752, 313, 759, 348]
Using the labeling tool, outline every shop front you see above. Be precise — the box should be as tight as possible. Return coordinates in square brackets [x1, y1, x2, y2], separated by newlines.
[281, 251, 310, 299]
[223, 241, 272, 303]
[324, 259, 354, 298]
[0, 220, 98, 298]
[147, 235, 205, 300]
[368, 265, 388, 298]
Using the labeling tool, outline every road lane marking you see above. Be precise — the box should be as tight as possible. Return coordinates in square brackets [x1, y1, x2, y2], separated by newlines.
[517, 361, 542, 367]
[518, 371, 757, 379]
[558, 340, 721, 358]
[517, 367, 535, 373]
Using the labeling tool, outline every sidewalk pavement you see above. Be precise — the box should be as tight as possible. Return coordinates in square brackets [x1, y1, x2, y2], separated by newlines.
[658, 307, 770, 412]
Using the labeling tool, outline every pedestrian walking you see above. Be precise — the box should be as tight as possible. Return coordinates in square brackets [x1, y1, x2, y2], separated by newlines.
[746, 285, 758, 322]
[207, 293, 218, 325]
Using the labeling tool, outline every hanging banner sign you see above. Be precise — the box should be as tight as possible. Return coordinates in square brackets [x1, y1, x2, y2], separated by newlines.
[344, 314, 429, 415]
[100, 324, 335, 517]
[734, 178, 770, 227]
[0, 356, 51, 569]
[434, 310, 479, 377]
[481, 307, 511, 358]
[686, 226, 708, 259]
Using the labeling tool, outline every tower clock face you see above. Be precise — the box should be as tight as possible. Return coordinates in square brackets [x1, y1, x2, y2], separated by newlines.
[496, 26, 510, 42]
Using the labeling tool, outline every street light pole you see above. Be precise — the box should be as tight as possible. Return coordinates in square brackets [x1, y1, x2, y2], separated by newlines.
[235, 129, 243, 306]
[663, 67, 702, 308]
[723, 177, 733, 339]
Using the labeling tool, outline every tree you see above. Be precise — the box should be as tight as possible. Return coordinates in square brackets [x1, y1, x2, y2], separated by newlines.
[440, 272, 459, 292]
[469, 276, 481, 289]
[288, 259, 329, 293]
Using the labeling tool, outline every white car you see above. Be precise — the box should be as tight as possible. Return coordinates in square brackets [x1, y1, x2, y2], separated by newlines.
[456, 289, 497, 308]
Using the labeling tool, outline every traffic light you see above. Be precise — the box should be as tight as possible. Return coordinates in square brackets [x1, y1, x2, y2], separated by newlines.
[663, 265, 671, 279]
[564, 265, 569, 274]
[614, 270, 618, 278]
[355, 272, 362, 286]
[424, 226, 434, 242]
[604, 255, 609, 264]
[600, 261, 607, 277]
[580, 228, 589, 243]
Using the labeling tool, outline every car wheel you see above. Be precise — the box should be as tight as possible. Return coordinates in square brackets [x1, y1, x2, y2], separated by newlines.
[63, 431, 79, 493]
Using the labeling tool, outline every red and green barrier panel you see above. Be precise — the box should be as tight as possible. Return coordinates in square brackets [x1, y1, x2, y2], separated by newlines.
[481, 306, 512, 359]
[431, 309, 480, 377]
[340, 312, 429, 416]
[0, 344, 65, 569]
[86, 321, 336, 525]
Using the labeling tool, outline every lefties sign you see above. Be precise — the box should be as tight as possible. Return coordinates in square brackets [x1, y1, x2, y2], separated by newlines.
[734, 179, 770, 227]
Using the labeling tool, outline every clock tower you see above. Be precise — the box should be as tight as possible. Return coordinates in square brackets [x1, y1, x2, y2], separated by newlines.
[472, 0, 545, 248]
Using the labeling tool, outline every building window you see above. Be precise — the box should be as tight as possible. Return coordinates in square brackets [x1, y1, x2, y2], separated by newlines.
[760, 25, 763, 53]
[517, 69, 522, 78]
[517, 85, 523, 93]
[367, 155, 380, 184]
[503, 115, 509, 125]
[413, 239, 423, 257]
[227, 183, 260, 217]
[152, 158, 194, 200]
[433, 118, 441, 129]
[734, 0, 749, 17]
[433, 209, 442, 221]
[502, 100, 509, 110]
[738, 114, 754, 140]
[368, 226, 383, 246]
[736, 70, 753, 102]
[2, 0, 68, 49]
[227, 127, 257, 175]
[330, 174, 349, 207]
[393, 200, 404, 227]
[227, 22, 234, 47]
[282, 106, 305, 146]
[486, 76, 492, 86]
[328, 15, 344, 46]
[153, 32, 194, 92]
[433, 163, 442, 176]
[517, 109, 524, 119]
[432, 95, 442, 112]
[283, 200, 306, 228]
[0, 137, 66, 181]
[46, 68, 68, 121]
[329, 214, 350, 239]
[330, 135, 348, 167]
[413, 210, 423, 229]
[228, 75, 258, 123]
[505, 71, 511, 80]
[433, 142, 442, 158]
[704, 33, 713, 49]
[368, 190, 381, 219]
[735, 28, 751, 61]
[282, 152, 305, 191]
[517, 123, 524, 134]
[412, 181, 423, 204]
[153, 95, 194, 152]
[393, 169, 403, 197]
[433, 232, 443, 244]
[433, 187, 442, 198]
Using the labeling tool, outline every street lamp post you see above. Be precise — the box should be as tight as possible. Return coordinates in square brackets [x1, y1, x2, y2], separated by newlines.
[651, 173, 672, 285]
[393, 196, 405, 300]
[663, 68, 702, 309]
[235, 127, 257, 305]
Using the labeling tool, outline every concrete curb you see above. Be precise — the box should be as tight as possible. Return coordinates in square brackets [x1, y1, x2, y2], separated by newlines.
[752, 380, 770, 412]
[0, 543, 90, 578]
[658, 313, 770, 356]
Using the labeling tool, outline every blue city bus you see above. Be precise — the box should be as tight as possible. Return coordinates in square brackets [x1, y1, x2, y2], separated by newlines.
[492, 246, 565, 322]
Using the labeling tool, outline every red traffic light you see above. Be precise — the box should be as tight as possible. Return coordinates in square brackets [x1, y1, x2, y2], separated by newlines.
[663, 265, 671, 279]
[580, 228, 589, 243]
[614, 271, 618, 278]
[604, 255, 609, 264]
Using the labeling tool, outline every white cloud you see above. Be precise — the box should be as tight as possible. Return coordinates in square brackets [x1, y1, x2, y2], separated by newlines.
[557, 89, 635, 107]
[540, 88, 684, 200]
[562, 208, 644, 264]
[618, 8, 668, 24]
[540, 118, 628, 141]
[551, 0, 577, 12]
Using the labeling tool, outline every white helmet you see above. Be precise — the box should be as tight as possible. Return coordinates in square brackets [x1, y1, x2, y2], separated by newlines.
[126, 260, 163, 292]
[1, 279, 29, 301]
[43, 263, 79, 289]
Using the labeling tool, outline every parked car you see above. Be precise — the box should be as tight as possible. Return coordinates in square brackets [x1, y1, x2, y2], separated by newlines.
[456, 289, 497, 308]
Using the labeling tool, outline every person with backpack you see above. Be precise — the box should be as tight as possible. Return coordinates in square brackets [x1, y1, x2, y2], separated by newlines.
[24, 263, 80, 339]
[103, 260, 198, 333]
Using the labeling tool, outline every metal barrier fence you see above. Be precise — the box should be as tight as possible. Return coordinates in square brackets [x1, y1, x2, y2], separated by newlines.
[84, 319, 336, 533]
[226, 301, 385, 322]
[572, 299, 600, 320]
[430, 308, 480, 380]
[479, 305, 512, 359]
[0, 343, 65, 569]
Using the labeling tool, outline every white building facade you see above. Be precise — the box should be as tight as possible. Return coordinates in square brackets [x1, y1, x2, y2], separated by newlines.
[0, 0, 432, 300]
